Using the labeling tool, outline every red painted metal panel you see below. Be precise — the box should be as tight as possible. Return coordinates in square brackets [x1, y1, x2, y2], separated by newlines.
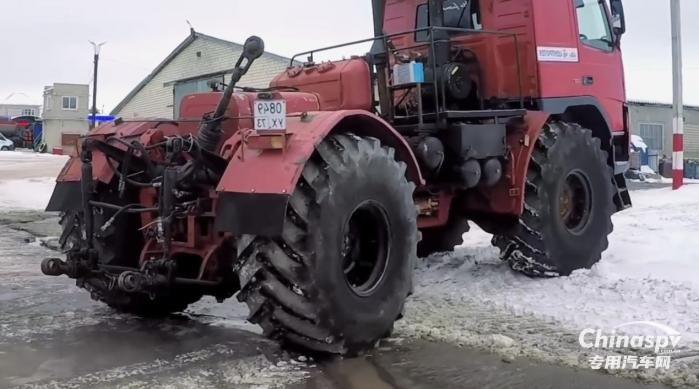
[533, 0, 626, 132]
[216, 110, 423, 195]
[383, 0, 539, 102]
[270, 58, 373, 112]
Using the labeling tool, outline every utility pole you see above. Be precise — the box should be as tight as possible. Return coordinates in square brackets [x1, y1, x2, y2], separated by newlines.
[89, 41, 106, 130]
[671, 0, 684, 190]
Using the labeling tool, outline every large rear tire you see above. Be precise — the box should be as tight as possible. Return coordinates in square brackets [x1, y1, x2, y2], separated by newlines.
[236, 134, 417, 355]
[60, 210, 202, 317]
[493, 122, 615, 277]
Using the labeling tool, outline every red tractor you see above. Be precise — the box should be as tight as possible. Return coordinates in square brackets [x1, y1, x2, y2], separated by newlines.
[44, 0, 631, 354]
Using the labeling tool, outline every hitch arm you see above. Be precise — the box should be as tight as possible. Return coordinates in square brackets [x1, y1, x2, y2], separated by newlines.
[198, 36, 266, 152]
[80, 144, 95, 251]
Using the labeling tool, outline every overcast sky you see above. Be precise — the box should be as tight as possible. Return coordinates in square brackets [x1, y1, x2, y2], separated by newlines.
[1, 0, 698, 112]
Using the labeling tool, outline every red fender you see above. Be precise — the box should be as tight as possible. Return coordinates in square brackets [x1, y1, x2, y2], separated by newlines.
[214, 110, 424, 236]
[216, 110, 424, 195]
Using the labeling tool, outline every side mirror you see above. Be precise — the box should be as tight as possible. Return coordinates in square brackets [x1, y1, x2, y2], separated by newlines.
[610, 0, 626, 36]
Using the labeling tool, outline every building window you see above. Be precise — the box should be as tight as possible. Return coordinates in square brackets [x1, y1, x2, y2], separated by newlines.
[173, 76, 225, 118]
[45, 95, 53, 111]
[574, 0, 613, 52]
[62, 96, 78, 110]
[638, 123, 664, 151]
[21, 108, 36, 116]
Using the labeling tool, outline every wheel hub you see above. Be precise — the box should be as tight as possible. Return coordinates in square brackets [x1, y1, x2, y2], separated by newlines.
[559, 170, 593, 234]
[341, 201, 390, 296]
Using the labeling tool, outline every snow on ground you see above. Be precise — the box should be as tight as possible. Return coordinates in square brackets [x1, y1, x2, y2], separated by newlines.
[398, 184, 699, 386]
[0, 178, 60, 210]
[0, 226, 310, 388]
[631, 135, 648, 153]
[4, 150, 699, 385]
[0, 150, 68, 210]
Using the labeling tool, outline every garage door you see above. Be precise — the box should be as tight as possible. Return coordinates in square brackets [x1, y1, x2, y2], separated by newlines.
[686, 124, 699, 159]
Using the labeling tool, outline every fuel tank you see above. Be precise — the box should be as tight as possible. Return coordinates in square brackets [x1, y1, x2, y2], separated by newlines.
[270, 57, 373, 112]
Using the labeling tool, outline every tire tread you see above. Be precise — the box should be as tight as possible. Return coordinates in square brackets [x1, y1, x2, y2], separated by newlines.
[236, 133, 415, 354]
[493, 121, 615, 277]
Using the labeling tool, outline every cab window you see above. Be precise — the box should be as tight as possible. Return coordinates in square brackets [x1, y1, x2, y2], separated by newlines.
[416, 1, 481, 42]
[575, 0, 614, 51]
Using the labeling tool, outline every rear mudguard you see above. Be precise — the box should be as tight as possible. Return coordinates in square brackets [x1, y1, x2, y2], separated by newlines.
[46, 149, 113, 212]
[45, 121, 190, 212]
[214, 110, 423, 236]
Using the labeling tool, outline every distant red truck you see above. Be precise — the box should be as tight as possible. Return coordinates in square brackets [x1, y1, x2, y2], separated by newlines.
[0, 116, 17, 137]
[0, 116, 39, 148]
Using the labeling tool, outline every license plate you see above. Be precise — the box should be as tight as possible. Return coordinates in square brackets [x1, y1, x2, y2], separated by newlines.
[254, 100, 286, 131]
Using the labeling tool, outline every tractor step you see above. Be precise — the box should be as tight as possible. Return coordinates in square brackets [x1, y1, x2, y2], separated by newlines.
[614, 173, 633, 210]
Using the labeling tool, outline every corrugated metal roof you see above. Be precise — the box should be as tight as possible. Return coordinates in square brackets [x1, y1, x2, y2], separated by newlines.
[628, 100, 699, 112]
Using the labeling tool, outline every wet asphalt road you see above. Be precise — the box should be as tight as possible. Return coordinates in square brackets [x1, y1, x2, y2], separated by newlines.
[0, 212, 669, 389]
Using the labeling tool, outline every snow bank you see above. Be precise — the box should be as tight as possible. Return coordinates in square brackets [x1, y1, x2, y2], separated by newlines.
[399, 185, 699, 385]
[0, 151, 67, 210]
[631, 134, 648, 152]
[640, 165, 657, 175]
[0, 150, 67, 161]
[602, 186, 699, 285]
[0, 178, 57, 210]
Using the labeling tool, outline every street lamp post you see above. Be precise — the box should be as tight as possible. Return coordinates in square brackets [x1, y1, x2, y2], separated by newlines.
[89, 41, 106, 130]
[670, 0, 684, 190]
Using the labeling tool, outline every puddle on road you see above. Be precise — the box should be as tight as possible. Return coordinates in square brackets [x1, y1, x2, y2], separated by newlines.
[0, 309, 666, 389]
[0, 219, 672, 389]
[296, 340, 667, 389]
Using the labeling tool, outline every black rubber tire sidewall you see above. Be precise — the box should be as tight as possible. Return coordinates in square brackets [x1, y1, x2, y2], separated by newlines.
[536, 127, 614, 273]
[309, 147, 416, 349]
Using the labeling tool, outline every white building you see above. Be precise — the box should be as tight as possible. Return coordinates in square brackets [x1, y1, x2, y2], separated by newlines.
[111, 30, 294, 119]
[0, 104, 41, 118]
[628, 101, 699, 160]
[42, 83, 90, 154]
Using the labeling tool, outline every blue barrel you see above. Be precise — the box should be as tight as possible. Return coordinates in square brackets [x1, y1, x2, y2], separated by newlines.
[32, 122, 43, 151]
[685, 160, 697, 180]
[640, 149, 650, 166]
[647, 150, 660, 172]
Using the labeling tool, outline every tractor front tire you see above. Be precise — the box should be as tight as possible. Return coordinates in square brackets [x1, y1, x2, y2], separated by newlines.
[236, 134, 417, 355]
[493, 122, 615, 277]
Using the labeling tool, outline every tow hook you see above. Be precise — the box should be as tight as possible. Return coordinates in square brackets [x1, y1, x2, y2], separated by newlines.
[117, 271, 146, 293]
[41, 258, 67, 276]
[41, 252, 92, 278]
